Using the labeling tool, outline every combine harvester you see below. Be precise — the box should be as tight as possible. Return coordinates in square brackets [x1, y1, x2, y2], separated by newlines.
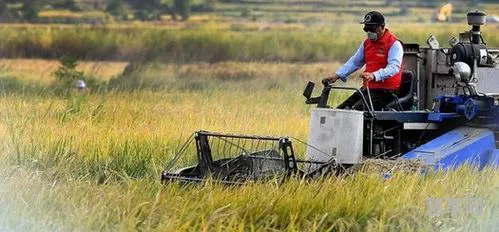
[162, 11, 499, 183]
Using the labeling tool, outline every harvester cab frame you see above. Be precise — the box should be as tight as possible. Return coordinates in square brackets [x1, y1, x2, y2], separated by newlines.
[302, 11, 499, 169]
[162, 11, 499, 184]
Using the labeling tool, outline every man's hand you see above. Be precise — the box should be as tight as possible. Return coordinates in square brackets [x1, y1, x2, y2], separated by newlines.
[322, 73, 340, 85]
[361, 72, 375, 83]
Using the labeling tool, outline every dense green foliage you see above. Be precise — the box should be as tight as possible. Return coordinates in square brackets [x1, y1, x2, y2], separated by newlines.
[105, 0, 125, 18]
[174, 0, 191, 21]
[62, 0, 79, 11]
[21, 0, 42, 22]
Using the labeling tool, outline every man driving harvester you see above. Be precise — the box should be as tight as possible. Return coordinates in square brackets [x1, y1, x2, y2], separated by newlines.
[322, 11, 403, 111]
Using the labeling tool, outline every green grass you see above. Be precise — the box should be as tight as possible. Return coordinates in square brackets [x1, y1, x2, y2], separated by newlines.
[0, 23, 497, 62]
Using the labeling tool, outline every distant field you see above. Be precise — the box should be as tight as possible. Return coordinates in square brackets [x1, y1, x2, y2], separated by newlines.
[0, 23, 498, 63]
[1, 2, 498, 63]
[0, 59, 127, 85]
[26, 2, 499, 25]
[0, 59, 348, 89]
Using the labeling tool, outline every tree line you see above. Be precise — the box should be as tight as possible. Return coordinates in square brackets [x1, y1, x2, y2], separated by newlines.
[0, 0, 209, 22]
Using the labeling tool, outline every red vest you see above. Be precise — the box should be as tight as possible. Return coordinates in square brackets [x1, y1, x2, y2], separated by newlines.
[363, 29, 402, 90]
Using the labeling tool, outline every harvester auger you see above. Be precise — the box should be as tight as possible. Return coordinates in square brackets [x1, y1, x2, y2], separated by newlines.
[162, 11, 499, 184]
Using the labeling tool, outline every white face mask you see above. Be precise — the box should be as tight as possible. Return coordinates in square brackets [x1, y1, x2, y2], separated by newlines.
[367, 31, 378, 41]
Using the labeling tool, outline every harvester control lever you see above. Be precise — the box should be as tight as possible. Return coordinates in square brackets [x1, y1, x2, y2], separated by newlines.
[302, 81, 375, 117]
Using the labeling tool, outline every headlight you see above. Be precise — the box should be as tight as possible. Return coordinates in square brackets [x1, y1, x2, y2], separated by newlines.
[452, 62, 472, 84]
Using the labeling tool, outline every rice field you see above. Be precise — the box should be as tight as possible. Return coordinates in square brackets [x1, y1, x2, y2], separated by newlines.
[2, 3, 499, 228]
[1, 56, 499, 231]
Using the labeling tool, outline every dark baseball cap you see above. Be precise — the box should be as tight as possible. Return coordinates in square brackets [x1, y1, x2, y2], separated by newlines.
[360, 11, 385, 25]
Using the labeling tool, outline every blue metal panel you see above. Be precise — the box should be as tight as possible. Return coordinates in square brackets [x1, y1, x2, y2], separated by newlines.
[402, 127, 497, 170]
[486, 149, 499, 168]
[427, 112, 461, 122]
